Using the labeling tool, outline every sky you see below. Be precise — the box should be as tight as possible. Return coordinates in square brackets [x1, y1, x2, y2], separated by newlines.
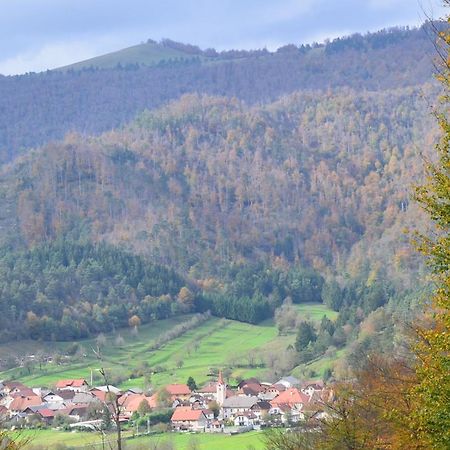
[0, 0, 447, 75]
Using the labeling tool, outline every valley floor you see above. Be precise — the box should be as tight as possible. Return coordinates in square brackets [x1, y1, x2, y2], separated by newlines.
[21, 429, 265, 450]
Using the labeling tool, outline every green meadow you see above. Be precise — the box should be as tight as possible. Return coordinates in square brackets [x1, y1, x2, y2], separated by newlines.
[0, 303, 339, 389]
[22, 429, 265, 450]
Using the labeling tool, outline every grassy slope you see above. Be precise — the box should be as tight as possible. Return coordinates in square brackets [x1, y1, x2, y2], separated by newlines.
[0, 304, 339, 389]
[59, 42, 201, 71]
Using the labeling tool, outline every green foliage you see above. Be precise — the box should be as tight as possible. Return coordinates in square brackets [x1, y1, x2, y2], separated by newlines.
[295, 322, 317, 352]
[196, 264, 323, 324]
[0, 238, 184, 341]
[186, 376, 197, 391]
[322, 281, 343, 311]
[410, 15, 450, 448]
[137, 399, 152, 417]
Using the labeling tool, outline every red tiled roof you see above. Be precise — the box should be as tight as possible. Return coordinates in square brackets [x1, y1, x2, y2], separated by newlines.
[91, 389, 108, 402]
[119, 394, 157, 412]
[165, 384, 191, 396]
[38, 408, 57, 418]
[55, 379, 87, 388]
[9, 395, 42, 412]
[171, 407, 204, 422]
[271, 388, 311, 407]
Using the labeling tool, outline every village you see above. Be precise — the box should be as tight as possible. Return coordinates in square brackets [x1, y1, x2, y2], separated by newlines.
[0, 373, 331, 436]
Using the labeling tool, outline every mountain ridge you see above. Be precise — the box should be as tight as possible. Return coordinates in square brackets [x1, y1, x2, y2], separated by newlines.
[0, 23, 438, 162]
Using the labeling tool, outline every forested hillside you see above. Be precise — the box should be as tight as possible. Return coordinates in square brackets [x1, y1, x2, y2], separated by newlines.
[0, 238, 184, 342]
[0, 25, 437, 161]
[0, 23, 443, 359]
[5, 87, 437, 281]
[0, 81, 438, 342]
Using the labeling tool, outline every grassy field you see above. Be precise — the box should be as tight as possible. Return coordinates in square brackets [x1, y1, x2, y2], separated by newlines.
[21, 429, 265, 449]
[0, 303, 339, 390]
[294, 303, 338, 321]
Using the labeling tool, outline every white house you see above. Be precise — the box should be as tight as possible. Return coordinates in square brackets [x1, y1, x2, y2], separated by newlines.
[221, 396, 259, 419]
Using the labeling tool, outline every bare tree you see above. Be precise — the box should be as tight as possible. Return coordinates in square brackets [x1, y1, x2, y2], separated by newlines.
[93, 347, 123, 450]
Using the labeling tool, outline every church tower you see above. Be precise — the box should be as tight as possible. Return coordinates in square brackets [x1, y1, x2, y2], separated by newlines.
[216, 370, 226, 406]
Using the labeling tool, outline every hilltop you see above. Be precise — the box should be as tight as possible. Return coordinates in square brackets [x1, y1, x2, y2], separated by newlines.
[58, 39, 209, 71]
[0, 24, 438, 161]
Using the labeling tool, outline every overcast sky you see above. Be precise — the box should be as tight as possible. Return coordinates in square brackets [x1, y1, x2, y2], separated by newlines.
[0, 0, 447, 75]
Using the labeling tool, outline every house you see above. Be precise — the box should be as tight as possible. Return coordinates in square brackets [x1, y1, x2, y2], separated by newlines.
[60, 404, 90, 422]
[301, 381, 325, 397]
[197, 381, 217, 397]
[270, 388, 311, 409]
[269, 403, 305, 424]
[34, 408, 57, 425]
[53, 389, 76, 404]
[93, 385, 122, 395]
[40, 402, 66, 411]
[202, 409, 215, 420]
[238, 382, 265, 397]
[259, 383, 286, 401]
[1, 382, 35, 408]
[221, 396, 259, 419]
[8, 395, 42, 417]
[119, 393, 158, 415]
[250, 400, 271, 420]
[72, 392, 98, 405]
[171, 406, 208, 431]
[165, 384, 191, 401]
[276, 376, 300, 389]
[32, 389, 64, 404]
[237, 378, 261, 389]
[189, 394, 208, 410]
[233, 411, 258, 427]
[126, 388, 143, 395]
[91, 387, 122, 403]
[2, 381, 30, 395]
[55, 379, 89, 392]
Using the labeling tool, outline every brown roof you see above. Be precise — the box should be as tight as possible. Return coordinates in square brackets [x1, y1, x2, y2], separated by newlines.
[55, 379, 87, 388]
[165, 384, 191, 396]
[237, 378, 260, 388]
[171, 407, 205, 422]
[4, 381, 29, 391]
[55, 390, 76, 400]
[240, 383, 265, 396]
[302, 381, 325, 391]
[9, 395, 42, 412]
[252, 400, 272, 411]
[198, 382, 217, 393]
[270, 383, 287, 392]
[11, 388, 35, 397]
[61, 404, 89, 416]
